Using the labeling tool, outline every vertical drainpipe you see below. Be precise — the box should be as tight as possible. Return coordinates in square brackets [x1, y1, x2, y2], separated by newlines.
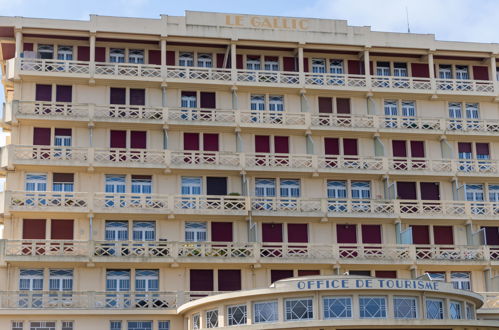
[162, 85, 168, 149]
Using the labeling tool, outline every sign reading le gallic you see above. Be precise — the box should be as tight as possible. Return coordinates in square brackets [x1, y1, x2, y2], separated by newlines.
[225, 14, 309, 31]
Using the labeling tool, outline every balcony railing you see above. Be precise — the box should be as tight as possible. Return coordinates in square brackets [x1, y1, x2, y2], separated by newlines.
[5, 240, 497, 263]
[9, 58, 497, 95]
[480, 293, 499, 309]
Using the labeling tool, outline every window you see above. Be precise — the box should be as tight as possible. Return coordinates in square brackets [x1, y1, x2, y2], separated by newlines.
[227, 304, 247, 325]
[106, 270, 130, 292]
[192, 314, 200, 330]
[105, 175, 126, 193]
[25, 173, 47, 191]
[29, 322, 56, 330]
[185, 222, 207, 242]
[53, 173, 74, 192]
[131, 176, 152, 194]
[109, 48, 125, 63]
[351, 181, 371, 199]
[246, 56, 261, 70]
[489, 185, 499, 202]
[359, 296, 387, 318]
[465, 184, 484, 201]
[466, 103, 479, 119]
[128, 49, 144, 64]
[466, 302, 475, 320]
[426, 298, 444, 319]
[394, 296, 417, 319]
[135, 269, 159, 292]
[127, 321, 153, 330]
[49, 269, 73, 291]
[427, 272, 445, 281]
[179, 52, 194, 66]
[105, 221, 129, 241]
[206, 309, 218, 328]
[394, 62, 408, 77]
[312, 58, 326, 73]
[54, 131, 72, 147]
[451, 272, 471, 290]
[330, 59, 343, 74]
[285, 298, 313, 321]
[449, 301, 462, 319]
[38, 44, 54, 59]
[133, 221, 155, 241]
[250, 95, 265, 110]
[158, 321, 170, 330]
[181, 92, 197, 108]
[268, 95, 284, 111]
[110, 321, 122, 330]
[61, 321, 74, 330]
[264, 57, 279, 71]
[448, 102, 462, 119]
[11, 321, 23, 330]
[401, 101, 416, 117]
[323, 296, 352, 319]
[181, 177, 202, 195]
[456, 65, 469, 80]
[197, 54, 212, 68]
[253, 300, 278, 323]
[20, 269, 43, 291]
[376, 62, 390, 76]
[57, 46, 73, 60]
[439, 65, 452, 79]
[280, 179, 301, 198]
[255, 179, 276, 197]
[327, 181, 347, 198]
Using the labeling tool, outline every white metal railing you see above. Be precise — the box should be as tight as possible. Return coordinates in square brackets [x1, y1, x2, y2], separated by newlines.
[371, 76, 432, 90]
[94, 105, 163, 120]
[166, 65, 232, 81]
[7, 191, 89, 211]
[19, 58, 90, 74]
[237, 69, 300, 85]
[168, 107, 235, 123]
[436, 78, 495, 93]
[95, 62, 161, 78]
[17, 101, 88, 118]
[303, 72, 367, 88]
[5, 240, 88, 257]
[170, 151, 240, 167]
[12, 145, 88, 163]
[93, 148, 166, 165]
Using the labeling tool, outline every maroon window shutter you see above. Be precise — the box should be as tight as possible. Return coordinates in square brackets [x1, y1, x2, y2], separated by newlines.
[287, 224, 308, 243]
[33, 127, 51, 146]
[216, 54, 225, 68]
[420, 182, 440, 200]
[324, 138, 340, 155]
[166, 51, 175, 65]
[110, 130, 127, 148]
[458, 142, 472, 153]
[53, 173, 74, 183]
[348, 60, 361, 74]
[483, 226, 499, 245]
[303, 57, 309, 72]
[148, 50, 161, 65]
[342, 139, 358, 156]
[262, 223, 283, 243]
[473, 66, 489, 80]
[433, 226, 454, 245]
[318, 97, 333, 113]
[283, 57, 296, 71]
[298, 270, 320, 276]
[203, 133, 219, 151]
[54, 128, 71, 137]
[130, 89, 145, 106]
[36, 84, 52, 101]
[200, 92, 216, 109]
[56, 85, 72, 102]
[410, 141, 425, 158]
[255, 135, 270, 153]
[50, 219, 74, 240]
[23, 219, 46, 239]
[411, 225, 430, 244]
[411, 63, 430, 78]
[271, 270, 293, 283]
[184, 133, 200, 151]
[95, 47, 106, 62]
[392, 140, 407, 157]
[130, 131, 147, 149]
[77, 46, 90, 61]
[218, 270, 241, 291]
[211, 222, 233, 242]
[274, 136, 289, 154]
[361, 225, 381, 244]
[23, 43, 34, 52]
[397, 182, 417, 199]
[236, 55, 243, 69]
[110, 88, 126, 105]
[375, 271, 397, 278]
[336, 98, 351, 114]
[190, 270, 213, 291]
[476, 143, 490, 157]
[336, 224, 357, 243]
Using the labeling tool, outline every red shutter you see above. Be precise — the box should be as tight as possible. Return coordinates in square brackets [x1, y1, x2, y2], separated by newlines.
[200, 92, 216, 109]
[348, 60, 362, 74]
[255, 135, 270, 153]
[110, 88, 126, 105]
[303, 57, 309, 72]
[483, 226, 499, 245]
[23, 43, 34, 52]
[411, 63, 430, 78]
[392, 140, 407, 157]
[23, 219, 46, 239]
[420, 182, 440, 200]
[218, 270, 241, 291]
[476, 143, 490, 157]
[287, 224, 308, 243]
[433, 226, 454, 245]
[274, 136, 289, 154]
[458, 142, 472, 153]
[271, 270, 293, 283]
[130, 89, 145, 105]
[95, 47, 106, 62]
[54, 128, 71, 137]
[211, 222, 233, 242]
[148, 50, 161, 65]
[410, 141, 425, 158]
[33, 127, 51, 146]
[56, 85, 72, 102]
[236, 54, 243, 69]
[375, 271, 397, 278]
[110, 130, 127, 148]
[297, 270, 320, 276]
[473, 66, 489, 80]
[36, 84, 52, 101]
[203, 133, 219, 151]
[53, 173, 74, 183]
[336, 224, 357, 243]
[318, 97, 333, 113]
[130, 131, 147, 149]
[397, 182, 417, 199]
[342, 139, 358, 156]
[184, 133, 200, 151]
[336, 98, 351, 114]
[50, 219, 74, 240]
[411, 225, 430, 244]
[77, 46, 90, 61]
[216, 53, 225, 68]
[262, 223, 283, 243]
[283, 57, 296, 71]
[190, 269, 213, 291]
[361, 225, 381, 244]
[166, 51, 175, 65]
[324, 138, 339, 155]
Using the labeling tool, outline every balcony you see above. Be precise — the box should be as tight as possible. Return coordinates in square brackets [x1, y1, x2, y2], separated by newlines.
[480, 293, 499, 310]
[7, 58, 497, 96]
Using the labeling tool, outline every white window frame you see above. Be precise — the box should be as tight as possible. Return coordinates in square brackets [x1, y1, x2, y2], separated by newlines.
[57, 45, 73, 61]
[109, 48, 125, 63]
[128, 49, 144, 64]
[312, 58, 326, 73]
[426, 298, 444, 319]
[330, 59, 344, 74]
[133, 221, 155, 241]
[449, 300, 463, 319]
[284, 297, 314, 321]
[253, 300, 278, 323]
[49, 269, 73, 291]
[323, 296, 352, 319]
[227, 304, 247, 326]
[185, 222, 207, 242]
[135, 269, 159, 292]
[451, 272, 471, 290]
[359, 296, 387, 319]
[393, 296, 418, 319]
[179, 52, 194, 66]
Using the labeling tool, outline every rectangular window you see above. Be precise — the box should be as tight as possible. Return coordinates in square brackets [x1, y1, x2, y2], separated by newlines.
[135, 269, 159, 292]
[181, 177, 202, 195]
[218, 269, 241, 291]
[198, 54, 212, 68]
[185, 222, 207, 242]
[19, 269, 43, 291]
[351, 181, 371, 199]
[110, 321, 122, 330]
[451, 272, 471, 290]
[280, 179, 301, 197]
[285, 298, 314, 321]
[253, 300, 278, 323]
[57, 45, 73, 61]
[131, 175, 152, 194]
[189, 269, 213, 291]
[12, 322, 23, 330]
[466, 302, 475, 320]
[227, 304, 247, 325]
[255, 178, 276, 197]
[450, 301, 463, 319]
[264, 56, 279, 71]
[394, 296, 417, 319]
[330, 59, 344, 74]
[61, 321, 74, 330]
[312, 58, 326, 73]
[38, 44, 54, 59]
[25, 173, 47, 192]
[109, 48, 125, 63]
[106, 270, 130, 292]
[53, 173, 74, 192]
[192, 314, 200, 330]
[359, 296, 387, 318]
[393, 62, 408, 77]
[426, 298, 444, 319]
[323, 296, 352, 319]
[456, 65, 469, 80]
[179, 52, 194, 66]
[158, 321, 170, 330]
[439, 65, 452, 79]
[105, 174, 126, 193]
[105, 221, 128, 241]
[128, 49, 144, 64]
[181, 91, 197, 108]
[206, 309, 218, 328]
[133, 221, 155, 241]
[401, 101, 416, 117]
[250, 95, 265, 110]
[127, 321, 152, 330]
[327, 181, 347, 198]
[246, 56, 261, 70]
[49, 269, 73, 291]
[376, 62, 390, 76]
[29, 322, 56, 330]
[268, 95, 284, 111]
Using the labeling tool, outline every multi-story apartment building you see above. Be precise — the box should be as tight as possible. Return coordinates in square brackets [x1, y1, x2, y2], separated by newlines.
[0, 10, 498, 330]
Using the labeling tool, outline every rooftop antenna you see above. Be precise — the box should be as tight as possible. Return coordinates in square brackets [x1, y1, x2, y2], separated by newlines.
[406, 6, 411, 33]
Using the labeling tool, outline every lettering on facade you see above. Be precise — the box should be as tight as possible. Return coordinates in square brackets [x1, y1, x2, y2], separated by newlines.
[296, 279, 440, 291]
[225, 15, 309, 31]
